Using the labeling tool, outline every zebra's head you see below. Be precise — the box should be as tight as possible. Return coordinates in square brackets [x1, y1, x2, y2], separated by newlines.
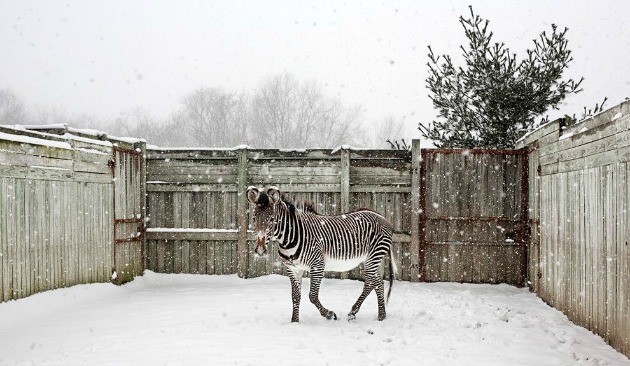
[246, 186, 283, 257]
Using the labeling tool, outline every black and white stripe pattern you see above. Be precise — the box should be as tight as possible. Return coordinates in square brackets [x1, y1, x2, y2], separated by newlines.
[247, 186, 396, 322]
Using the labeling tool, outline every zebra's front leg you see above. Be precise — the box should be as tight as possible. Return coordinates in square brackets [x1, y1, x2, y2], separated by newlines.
[288, 269, 303, 323]
[309, 266, 337, 320]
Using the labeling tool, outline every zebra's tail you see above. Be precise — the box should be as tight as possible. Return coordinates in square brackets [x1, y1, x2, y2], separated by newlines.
[386, 247, 397, 304]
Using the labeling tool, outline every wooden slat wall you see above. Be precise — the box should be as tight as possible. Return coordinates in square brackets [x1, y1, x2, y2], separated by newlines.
[518, 100, 630, 358]
[145, 149, 243, 278]
[422, 150, 527, 285]
[0, 126, 114, 302]
[145, 148, 415, 281]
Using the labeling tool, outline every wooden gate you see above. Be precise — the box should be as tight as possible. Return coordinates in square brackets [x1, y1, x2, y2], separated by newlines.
[420, 149, 529, 286]
[112, 145, 146, 284]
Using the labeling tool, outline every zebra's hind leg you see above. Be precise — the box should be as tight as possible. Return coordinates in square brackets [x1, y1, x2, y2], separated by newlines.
[308, 266, 337, 320]
[348, 260, 386, 321]
[347, 281, 375, 321]
[374, 278, 386, 321]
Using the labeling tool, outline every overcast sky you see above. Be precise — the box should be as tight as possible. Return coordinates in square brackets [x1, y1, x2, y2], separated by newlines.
[1, 0, 629, 141]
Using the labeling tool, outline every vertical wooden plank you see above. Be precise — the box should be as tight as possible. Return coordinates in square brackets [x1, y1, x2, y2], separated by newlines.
[64, 182, 73, 287]
[165, 240, 174, 274]
[53, 181, 63, 286]
[105, 183, 114, 281]
[22, 182, 36, 297]
[0, 178, 12, 301]
[218, 241, 227, 275]
[156, 240, 165, 272]
[410, 140, 421, 282]
[78, 181, 86, 285]
[7, 177, 17, 300]
[174, 240, 182, 273]
[0, 178, 6, 302]
[15, 179, 26, 298]
[23, 179, 32, 298]
[187, 240, 195, 273]
[11, 179, 21, 299]
[197, 239, 207, 274]
[340, 149, 350, 212]
[180, 193, 191, 229]
[605, 164, 616, 341]
[237, 148, 248, 278]
[181, 240, 190, 273]
[624, 163, 630, 356]
[206, 240, 215, 275]
[92, 182, 99, 282]
[146, 239, 154, 271]
[419, 149, 428, 282]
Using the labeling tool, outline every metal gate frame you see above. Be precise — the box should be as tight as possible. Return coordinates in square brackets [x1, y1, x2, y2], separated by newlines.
[419, 148, 530, 286]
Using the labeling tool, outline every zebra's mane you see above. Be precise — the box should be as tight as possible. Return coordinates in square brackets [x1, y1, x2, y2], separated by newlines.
[284, 198, 319, 215]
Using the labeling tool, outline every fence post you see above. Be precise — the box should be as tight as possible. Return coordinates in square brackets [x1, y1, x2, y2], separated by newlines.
[137, 141, 148, 274]
[237, 148, 248, 278]
[410, 140, 421, 282]
[340, 148, 350, 213]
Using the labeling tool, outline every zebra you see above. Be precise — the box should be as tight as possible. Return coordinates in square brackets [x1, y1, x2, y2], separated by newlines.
[246, 186, 396, 322]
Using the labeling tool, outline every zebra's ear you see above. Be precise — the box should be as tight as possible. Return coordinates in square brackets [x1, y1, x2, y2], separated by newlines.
[267, 187, 282, 205]
[246, 186, 260, 204]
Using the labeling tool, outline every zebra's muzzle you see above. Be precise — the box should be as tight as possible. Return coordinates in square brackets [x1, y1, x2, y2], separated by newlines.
[255, 235, 268, 257]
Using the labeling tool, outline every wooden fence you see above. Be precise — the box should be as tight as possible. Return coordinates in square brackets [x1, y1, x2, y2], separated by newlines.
[145, 142, 528, 286]
[421, 149, 528, 285]
[517, 100, 630, 357]
[0, 125, 145, 302]
[145, 147, 417, 280]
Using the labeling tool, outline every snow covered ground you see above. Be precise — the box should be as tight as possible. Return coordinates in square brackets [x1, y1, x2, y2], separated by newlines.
[1, 271, 628, 366]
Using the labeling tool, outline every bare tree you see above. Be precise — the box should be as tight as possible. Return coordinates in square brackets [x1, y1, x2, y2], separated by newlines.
[250, 73, 361, 148]
[172, 88, 247, 147]
[0, 89, 28, 125]
[30, 106, 80, 127]
[100, 108, 171, 143]
[359, 115, 408, 148]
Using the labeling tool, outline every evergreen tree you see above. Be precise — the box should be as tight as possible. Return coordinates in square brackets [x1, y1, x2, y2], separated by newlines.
[420, 7, 584, 148]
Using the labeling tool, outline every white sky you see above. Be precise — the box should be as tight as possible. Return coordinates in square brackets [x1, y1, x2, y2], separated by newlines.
[1, 0, 629, 140]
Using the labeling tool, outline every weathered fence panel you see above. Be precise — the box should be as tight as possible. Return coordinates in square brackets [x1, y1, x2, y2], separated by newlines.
[0, 126, 114, 301]
[518, 100, 630, 358]
[145, 147, 417, 281]
[145, 149, 242, 277]
[420, 149, 528, 285]
[0, 125, 148, 302]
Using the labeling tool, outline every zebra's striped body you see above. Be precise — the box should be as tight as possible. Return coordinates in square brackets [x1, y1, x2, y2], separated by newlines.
[247, 186, 395, 322]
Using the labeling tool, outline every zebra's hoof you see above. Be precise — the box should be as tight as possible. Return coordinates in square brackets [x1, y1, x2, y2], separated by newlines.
[377, 314, 386, 321]
[347, 313, 356, 321]
[326, 311, 337, 320]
